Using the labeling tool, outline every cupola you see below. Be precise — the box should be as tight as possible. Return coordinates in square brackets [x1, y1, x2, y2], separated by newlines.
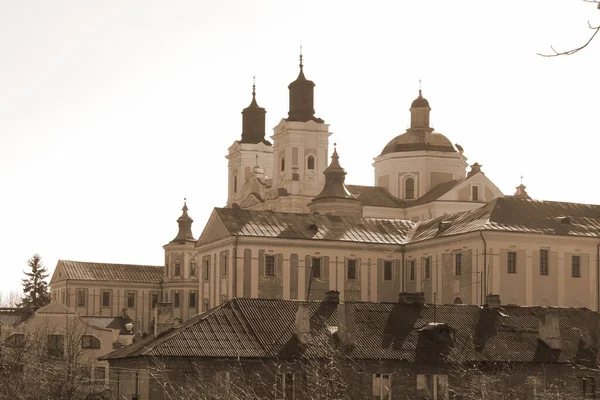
[410, 89, 432, 130]
[241, 78, 269, 145]
[308, 145, 363, 217]
[287, 52, 324, 123]
[514, 183, 532, 200]
[170, 200, 195, 244]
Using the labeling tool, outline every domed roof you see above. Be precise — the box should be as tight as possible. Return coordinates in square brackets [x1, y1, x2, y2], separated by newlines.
[411, 90, 430, 108]
[380, 131, 456, 155]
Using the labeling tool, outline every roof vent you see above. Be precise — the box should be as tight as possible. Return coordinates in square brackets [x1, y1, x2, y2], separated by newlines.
[438, 221, 452, 232]
[558, 216, 571, 225]
[308, 224, 319, 233]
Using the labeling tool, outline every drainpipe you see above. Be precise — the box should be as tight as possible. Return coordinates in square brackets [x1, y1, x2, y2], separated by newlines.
[479, 231, 487, 303]
[401, 247, 406, 292]
[597, 243, 600, 312]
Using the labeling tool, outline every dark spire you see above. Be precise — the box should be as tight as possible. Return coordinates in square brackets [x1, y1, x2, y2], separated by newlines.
[241, 76, 269, 145]
[288, 51, 324, 123]
[312, 144, 354, 201]
[171, 199, 195, 244]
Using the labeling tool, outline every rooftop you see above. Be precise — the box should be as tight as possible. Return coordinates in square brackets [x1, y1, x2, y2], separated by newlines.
[50, 260, 164, 284]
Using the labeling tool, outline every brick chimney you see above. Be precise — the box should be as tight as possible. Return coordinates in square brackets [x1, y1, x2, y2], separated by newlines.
[539, 311, 561, 350]
[294, 303, 312, 345]
[337, 303, 355, 347]
[154, 302, 174, 335]
[324, 290, 340, 303]
[485, 294, 501, 308]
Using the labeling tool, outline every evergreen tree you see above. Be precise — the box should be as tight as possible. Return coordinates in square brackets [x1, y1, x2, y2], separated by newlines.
[19, 253, 50, 310]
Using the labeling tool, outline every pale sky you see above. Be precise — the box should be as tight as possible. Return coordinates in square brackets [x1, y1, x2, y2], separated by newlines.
[1, 1, 599, 294]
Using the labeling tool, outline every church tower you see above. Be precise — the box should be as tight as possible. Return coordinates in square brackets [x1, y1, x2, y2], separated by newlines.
[226, 80, 274, 206]
[269, 54, 332, 212]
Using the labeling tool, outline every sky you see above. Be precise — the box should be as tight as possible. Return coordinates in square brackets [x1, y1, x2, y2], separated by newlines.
[1, 0, 599, 295]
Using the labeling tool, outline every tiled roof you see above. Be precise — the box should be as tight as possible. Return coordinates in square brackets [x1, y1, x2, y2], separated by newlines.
[101, 298, 600, 366]
[0, 309, 31, 327]
[82, 316, 130, 332]
[215, 208, 414, 245]
[51, 260, 163, 284]
[346, 185, 405, 208]
[409, 178, 463, 206]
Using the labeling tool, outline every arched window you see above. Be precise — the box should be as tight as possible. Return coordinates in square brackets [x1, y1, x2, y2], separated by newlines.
[233, 175, 237, 193]
[453, 297, 463, 304]
[307, 155, 315, 170]
[405, 177, 415, 199]
[281, 157, 285, 172]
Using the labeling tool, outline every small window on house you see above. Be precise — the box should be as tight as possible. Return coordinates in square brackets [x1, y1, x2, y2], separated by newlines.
[151, 292, 159, 308]
[190, 260, 196, 277]
[347, 259, 357, 280]
[275, 372, 295, 400]
[81, 335, 101, 349]
[472, 186, 479, 201]
[383, 260, 393, 281]
[94, 366, 106, 383]
[311, 257, 321, 278]
[572, 255, 581, 278]
[405, 177, 415, 199]
[409, 260, 416, 281]
[47, 334, 64, 358]
[101, 290, 111, 308]
[175, 262, 181, 276]
[5, 333, 25, 348]
[76, 289, 86, 307]
[373, 373, 392, 399]
[174, 292, 180, 308]
[583, 377, 596, 399]
[204, 257, 210, 281]
[424, 257, 431, 279]
[281, 157, 285, 172]
[507, 251, 517, 274]
[265, 254, 276, 277]
[189, 292, 197, 308]
[417, 374, 448, 400]
[127, 292, 135, 308]
[221, 253, 228, 277]
[455, 253, 462, 275]
[540, 249, 549, 276]
[307, 155, 315, 170]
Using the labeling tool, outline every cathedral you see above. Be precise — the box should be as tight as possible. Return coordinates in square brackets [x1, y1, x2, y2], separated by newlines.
[50, 55, 600, 335]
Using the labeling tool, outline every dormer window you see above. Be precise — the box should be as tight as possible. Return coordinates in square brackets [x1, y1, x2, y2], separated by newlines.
[307, 155, 315, 170]
[405, 177, 415, 199]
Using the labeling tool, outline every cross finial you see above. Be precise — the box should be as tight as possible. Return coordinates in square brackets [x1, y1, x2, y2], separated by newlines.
[419, 78, 422, 96]
[520, 175, 524, 185]
[299, 44, 303, 69]
[252, 75, 256, 97]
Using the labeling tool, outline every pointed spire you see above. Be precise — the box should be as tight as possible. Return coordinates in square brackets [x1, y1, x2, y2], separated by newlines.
[171, 198, 195, 244]
[241, 76, 268, 144]
[288, 50, 322, 123]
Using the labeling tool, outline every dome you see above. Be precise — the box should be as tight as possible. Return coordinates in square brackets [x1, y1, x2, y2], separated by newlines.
[380, 131, 456, 155]
[411, 90, 430, 108]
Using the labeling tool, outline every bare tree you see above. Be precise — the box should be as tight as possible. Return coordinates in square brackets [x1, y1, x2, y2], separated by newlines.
[538, 0, 600, 57]
[0, 290, 21, 308]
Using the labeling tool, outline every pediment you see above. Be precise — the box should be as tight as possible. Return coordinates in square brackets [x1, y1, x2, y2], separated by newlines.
[196, 209, 233, 246]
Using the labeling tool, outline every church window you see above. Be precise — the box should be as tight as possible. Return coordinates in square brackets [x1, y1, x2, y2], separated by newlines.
[265, 254, 276, 277]
[76, 289, 86, 307]
[472, 186, 479, 201]
[174, 292, 180, 308]
[540, 249, 549, 275]
[311, 257, 321, 278]
[175, 262, 181, 276]
[409, 260, 416, 281]
[189, 292, 197, 308]
[281, 157, 285, 172]
[151, 292, 159, 308]
[101, 290, 111, 307]
[307, 155, 315, 170]
[507, 252, 517, 274]
[190, 260, 196, 277]
[405, 178, 415, 199]
[233, 174, 237, 193]
[455, 253, 462, 275]
[424, 257, 431, 279]
[347, 259, 357, 280]
[204, 257, 210, 281]
[221, 253, 228, 277]
[127, 292, 135, 308]
[383, 261, 393, 281]
[572, 255, 581, 278]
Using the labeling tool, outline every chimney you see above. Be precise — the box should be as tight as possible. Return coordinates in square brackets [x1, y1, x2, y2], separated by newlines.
[399, 292, 425, 306]
[414, 292, 425, 306]
[485, 294, 501, 308]
[154, 302, 174, 335]
[539, 311, 561, 350]
[324, 290, 340, 303]
[294, 303, 312, 345]
[337, 302, 355, 347]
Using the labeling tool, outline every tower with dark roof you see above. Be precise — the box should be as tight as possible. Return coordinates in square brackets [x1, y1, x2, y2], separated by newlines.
[287, 54, 324, 123]
[241, 79, 268, 145]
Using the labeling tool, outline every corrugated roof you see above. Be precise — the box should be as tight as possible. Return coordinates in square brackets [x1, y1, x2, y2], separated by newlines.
[101, 298, 600, 367]
[82, 316, 129, 332]
[215, 208, 414, 245]
[0, 309, 32, 327]
[52, 260, 163, 284]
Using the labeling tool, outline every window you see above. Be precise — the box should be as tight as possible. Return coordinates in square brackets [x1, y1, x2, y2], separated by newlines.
[455, 253, 462, 275]
[175, 262, 181, 276]
[472, 186, 479, 201]
[265, 254, 276, 277]
[383, 260, 393, 281]
[221, 253, 228, 277]
[233, 174, 237, 193]
[405, 177, 415, 199]
[424, 257, 431, 279]
[204, 257, 210, 281]
[583, 377, 595, 399]
[507, 251, 517, 274]
[373, 373, 392, 399]
[76, 289, 86, 307]
[127, 292, 135, 308]
[409, 260, 416, 281]
[311, 257, 321, 278]
[540, 249, 549, 275]
[307, 155, 315, 170]
[347, 259, 357, 280]
[174, 292, 180, 308]
[275, 372, 295, 399]
[151, 292, 159, 308]
[572, 255, 581, 278]
[47, 334, 64, 358]
[189, 292, 197, 308]
[417, 374, 448, 400]
[454, 297, 463, 304]
[190, 260, 196, 277]
[5, 333, 25, 348]
[81, 335, 101, 349]
[101, 290, 111, 308]
[281, 157, 285, 171]
[95, 366, 106, 383]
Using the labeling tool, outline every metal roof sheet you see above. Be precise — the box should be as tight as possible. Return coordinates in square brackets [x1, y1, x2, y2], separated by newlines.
[52, 260, 163, 284]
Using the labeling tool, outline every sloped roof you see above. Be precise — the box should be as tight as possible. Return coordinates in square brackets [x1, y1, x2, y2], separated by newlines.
[214, 208, 414, 245]
[346, 185, 405, 208]
[101, 297, 600, 366]
[82, 316, 130, 333]
[0, 309, 32, 327]
[52, 260, 163, 284]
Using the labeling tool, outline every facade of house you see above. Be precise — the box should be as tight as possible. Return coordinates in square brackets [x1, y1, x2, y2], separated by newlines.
[102, 293, 600, 400]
